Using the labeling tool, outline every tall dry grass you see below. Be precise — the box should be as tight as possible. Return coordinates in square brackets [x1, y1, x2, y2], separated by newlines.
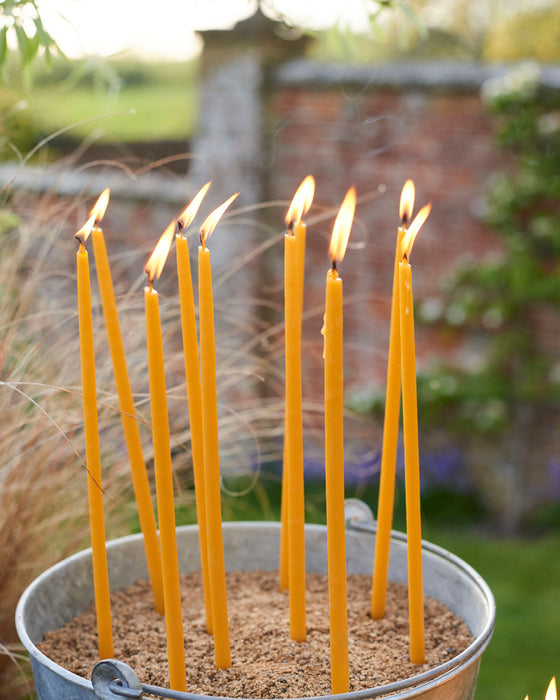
[0, 184, 138, 697]
[0, 175, 290, 696]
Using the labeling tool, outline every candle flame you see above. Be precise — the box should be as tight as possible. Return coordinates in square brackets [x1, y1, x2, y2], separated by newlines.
[399, 180, 415, 226]
[329, 186, 356, 264]
[74, 213, 96, 245]
[285, 175, 315, 227]
[90, 188, 110, 225]
[177, 182, 211, 234]
[546, 678, 557, 700]
[144, 221, 175, 284]
[74, 189, 110, 244]
[401, 202, 431, 260]
[200, 192, 239, 248]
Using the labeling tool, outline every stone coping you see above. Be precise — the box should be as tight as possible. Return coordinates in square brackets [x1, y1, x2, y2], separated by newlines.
[0, 162, 193, 204]
[273, 60, 560, 93]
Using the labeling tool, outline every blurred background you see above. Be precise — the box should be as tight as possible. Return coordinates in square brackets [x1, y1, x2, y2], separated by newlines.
[0, 0, 559, 698]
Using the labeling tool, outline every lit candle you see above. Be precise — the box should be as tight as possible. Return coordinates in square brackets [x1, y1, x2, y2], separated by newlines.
[283, 177, 314, 640]
[175, 182, 212, 634]
[371, 180, 414, 619]
[198, 193, 238, 670]
[144, 225, 186, 691]
[323, 187, 355, 694]
[526, 677, 559, 700]
[399, 201, 431, 665]
[89, 189, 164, 616]
[280, 175, 315, 594]
[74, 214, 113, 660]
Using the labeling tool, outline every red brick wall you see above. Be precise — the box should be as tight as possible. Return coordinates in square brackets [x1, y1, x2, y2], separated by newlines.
[265, 85, 508, 399]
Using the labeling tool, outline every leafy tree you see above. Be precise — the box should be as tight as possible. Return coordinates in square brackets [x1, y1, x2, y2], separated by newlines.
[416, 64, 560, 531]
[0, 0, 63, 81]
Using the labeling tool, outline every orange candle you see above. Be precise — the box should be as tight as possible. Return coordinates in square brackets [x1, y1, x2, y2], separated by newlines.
[176, 182, 212, 633]
[371, 180, 414, 619]
[144, 224, 186, 691]
[198, 193, 238, 670]
[399, 202, 431, 665]
[74, 215, 113, 660]
[280, 175, 314, 594]
[323, 187, 355, 694]
[89, 189, 164, 615]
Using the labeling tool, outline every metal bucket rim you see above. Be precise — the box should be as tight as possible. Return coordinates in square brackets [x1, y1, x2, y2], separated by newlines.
[16, 521, 496, 699]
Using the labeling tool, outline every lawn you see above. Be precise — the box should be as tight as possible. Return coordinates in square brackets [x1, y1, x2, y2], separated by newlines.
[424, 526, 559, 700]
[1, 57, 200, 148]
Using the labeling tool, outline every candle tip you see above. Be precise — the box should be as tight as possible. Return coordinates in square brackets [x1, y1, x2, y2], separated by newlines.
[145, 221, 175, 284]
[286, 175, 315, 227]
[200, 192, 239, 247]
[401, 201, 431, 260]
[399, 180, 415, 226]
[178, 182, 212, 234]
[74, 212, 96, 246]
[328, 186, 356, 265]
[90, 188, 110, 226]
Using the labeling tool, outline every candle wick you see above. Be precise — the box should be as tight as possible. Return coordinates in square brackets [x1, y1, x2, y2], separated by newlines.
[403, 252, 409, 264]
[200, 233, 206, 249]
[177, 220, 184, 238]
[288, 221, 295, 237]
[401, 214, 408, 228]
[148, 276, 154, 293]
[331, 259, 338, 272]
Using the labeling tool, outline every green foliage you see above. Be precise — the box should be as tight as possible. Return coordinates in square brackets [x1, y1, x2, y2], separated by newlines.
[419, 64, 560, 431]
[0, 55, 200, 158]
[0, 0, 63, 83]
[484, 5, 560, 62]
[424, 526, 560, 700]
[307, 0, 427, 64]
[408, 65, 560, 530]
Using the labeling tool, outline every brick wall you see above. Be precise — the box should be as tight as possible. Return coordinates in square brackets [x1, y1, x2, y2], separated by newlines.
[262, 65, 509, 400]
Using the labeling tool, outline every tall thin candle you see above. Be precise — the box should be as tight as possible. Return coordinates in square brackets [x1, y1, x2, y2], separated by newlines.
[280, 175, 314, 594]
[371, 181, 414, 619]
[176, 182, 212, 633]
[198, 193, 238, 670]
[323, 187, 355, 694]
[144, 225, 186, 691]
[74, 214, 113, 660]
[399, 202, 431, 665]
[89, 189, 164, 615]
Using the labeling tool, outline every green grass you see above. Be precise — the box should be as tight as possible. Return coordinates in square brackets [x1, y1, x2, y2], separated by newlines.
[25, 82, 198, 142]
[1, 57, 200, 147]
[423, 526, 560, 700]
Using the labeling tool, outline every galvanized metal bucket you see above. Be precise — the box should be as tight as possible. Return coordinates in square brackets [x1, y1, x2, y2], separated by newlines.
[16, 512, 495, 700]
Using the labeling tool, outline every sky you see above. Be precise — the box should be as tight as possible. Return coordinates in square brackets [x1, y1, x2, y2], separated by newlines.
[38, 0, 375, 61]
